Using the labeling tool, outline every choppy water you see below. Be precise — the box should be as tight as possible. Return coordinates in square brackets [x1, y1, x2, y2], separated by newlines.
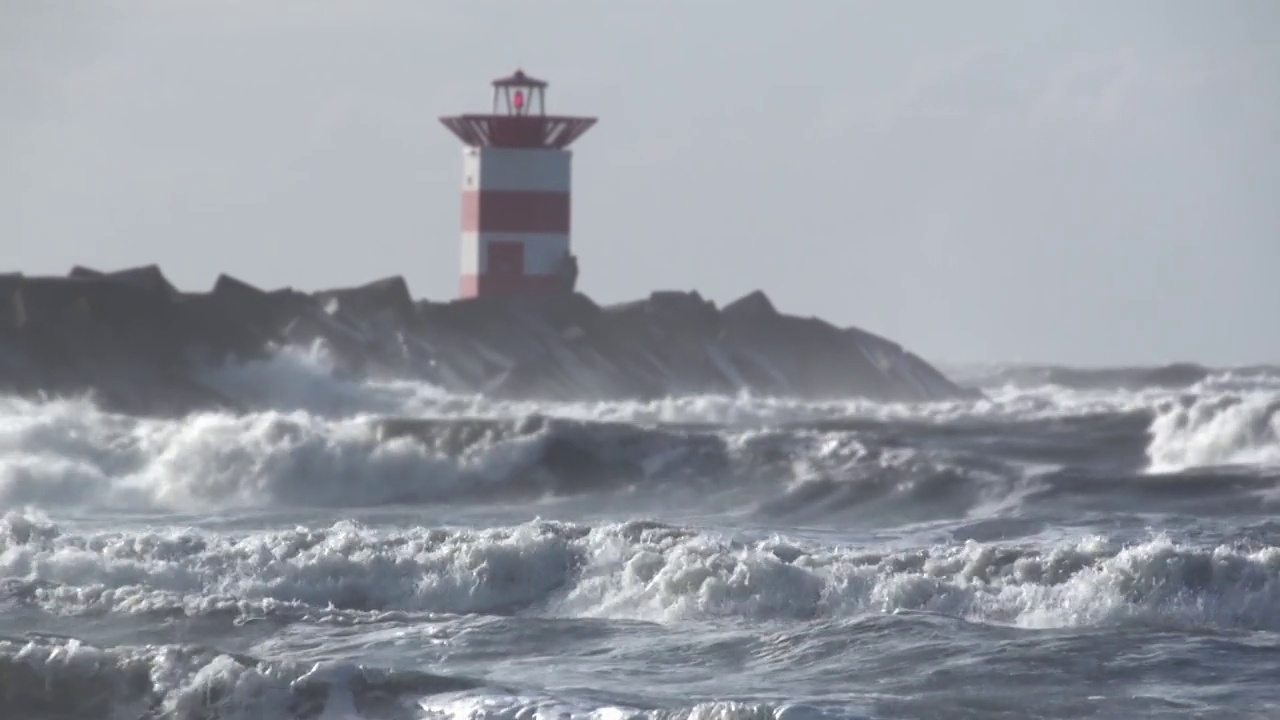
[2, 347, 1280, 719]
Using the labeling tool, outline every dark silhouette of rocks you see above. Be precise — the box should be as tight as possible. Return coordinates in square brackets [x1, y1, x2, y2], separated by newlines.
[0, 265, 979, 415]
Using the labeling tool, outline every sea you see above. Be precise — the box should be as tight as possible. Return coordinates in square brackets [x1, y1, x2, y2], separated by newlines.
[2, 346, 1279, 719]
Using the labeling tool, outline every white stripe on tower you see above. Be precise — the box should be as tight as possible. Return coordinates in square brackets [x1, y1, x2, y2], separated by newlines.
[463, 147, 571, 193]
[460, 232, 569, 274]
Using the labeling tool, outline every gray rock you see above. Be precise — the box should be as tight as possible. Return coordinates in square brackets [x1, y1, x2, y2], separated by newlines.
[0, 264, 981, 415]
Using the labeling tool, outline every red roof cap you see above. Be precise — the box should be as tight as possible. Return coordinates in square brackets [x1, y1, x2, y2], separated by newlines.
[492, 69, 548, 88]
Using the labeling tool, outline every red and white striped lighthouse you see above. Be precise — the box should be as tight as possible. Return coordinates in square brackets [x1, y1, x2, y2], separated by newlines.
[440, 70, 597, 300]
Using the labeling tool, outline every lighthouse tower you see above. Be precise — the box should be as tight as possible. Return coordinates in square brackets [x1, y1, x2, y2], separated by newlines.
[439, 70, 597, 300]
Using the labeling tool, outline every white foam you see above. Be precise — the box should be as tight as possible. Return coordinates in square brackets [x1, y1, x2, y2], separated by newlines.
[183, 341, 1280, 427]
[197, 341, 451, 417]
[5, 512, 1280, 632]
[415, 691, 816, 720]
[0, 397, 554, 512]
[0, 635, 448, 720]
[4, 362, 1279, 517]
[1147, 392, 1280, 472]
[0, 632, 859, 720]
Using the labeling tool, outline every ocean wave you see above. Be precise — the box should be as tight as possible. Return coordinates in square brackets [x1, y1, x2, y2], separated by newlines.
[0, 635, 481, 720]
[1147, 392, 1280, 472]
[947, 362, 1280, 393]
[0, 398, 768, 512]
[5, 513, 1280, 633]
[190, 341, 1280, 426]
[2, 381, 1277, 520]
[0, 630, 860, 720]
[196, 341, 452, 418]
[415, 691, 840, 720]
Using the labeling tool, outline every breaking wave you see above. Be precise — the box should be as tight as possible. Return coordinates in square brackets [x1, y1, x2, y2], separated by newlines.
[1147, 392, 1280, 472]
[0, 632, 852, 720]
[4, 359, 1280, 718]
[2, 361, 1279, 519]
[0, 635, 482, 720]
[3, 511, 1280, 632]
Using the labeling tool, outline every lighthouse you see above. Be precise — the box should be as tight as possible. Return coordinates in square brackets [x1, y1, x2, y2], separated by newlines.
[439, 70, 597, 300]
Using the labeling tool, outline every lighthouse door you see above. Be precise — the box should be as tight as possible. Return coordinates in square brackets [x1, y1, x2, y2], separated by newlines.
[486, 241, 525, 294]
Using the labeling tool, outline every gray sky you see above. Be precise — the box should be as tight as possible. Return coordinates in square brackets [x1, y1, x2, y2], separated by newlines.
[5, 1, 1278, 366]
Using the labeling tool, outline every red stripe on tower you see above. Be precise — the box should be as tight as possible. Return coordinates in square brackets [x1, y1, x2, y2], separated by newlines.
[440, 69, 596, 300]
[461, 191, 570, 234]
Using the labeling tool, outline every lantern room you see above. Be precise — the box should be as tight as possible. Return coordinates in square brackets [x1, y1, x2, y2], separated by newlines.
[440, 69, 597, 150]
[492, 70, 547, 116]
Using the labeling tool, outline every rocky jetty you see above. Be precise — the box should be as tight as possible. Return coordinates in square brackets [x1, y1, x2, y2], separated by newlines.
[0, 265, 977, 415]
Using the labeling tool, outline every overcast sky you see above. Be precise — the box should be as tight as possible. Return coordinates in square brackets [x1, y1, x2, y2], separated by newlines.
[4, 1, 1278, 366]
